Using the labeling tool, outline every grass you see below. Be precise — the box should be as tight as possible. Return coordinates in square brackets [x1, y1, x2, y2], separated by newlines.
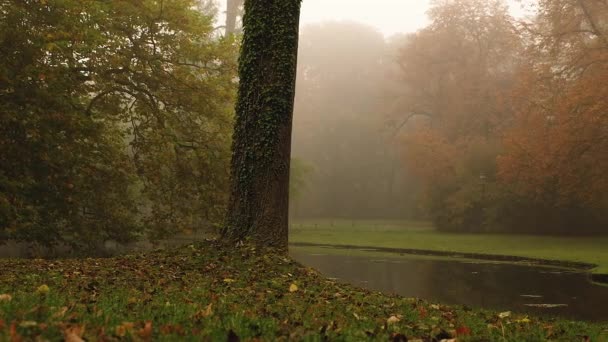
[1, 242, 607, 341]
[289, 219, 608, 276]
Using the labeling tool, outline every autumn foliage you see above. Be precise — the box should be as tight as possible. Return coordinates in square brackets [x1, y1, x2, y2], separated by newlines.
[0, 0, 237, 249]
[396, 0, 608, 233]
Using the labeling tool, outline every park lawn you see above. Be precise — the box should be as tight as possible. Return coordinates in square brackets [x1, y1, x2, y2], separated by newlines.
[1, 242, 607, 341]
[289, 220, 608, 276]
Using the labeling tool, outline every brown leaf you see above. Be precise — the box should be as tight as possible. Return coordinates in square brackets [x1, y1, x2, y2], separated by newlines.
[52, 306, 68, 319]
[115, 322, 134, 337]
[9, 321, 21, 342]
[138, 321, 153, 340]
[63, 324, 85, 342]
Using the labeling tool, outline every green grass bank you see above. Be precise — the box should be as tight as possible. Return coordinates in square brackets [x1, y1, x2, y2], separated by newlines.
[1, 242, 607, 341]
[289, 220, 608, 277]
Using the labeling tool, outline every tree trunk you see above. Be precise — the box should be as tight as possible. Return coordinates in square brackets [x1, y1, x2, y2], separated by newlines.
[225, 0, 241, 35]
[223, 0, 302, 248]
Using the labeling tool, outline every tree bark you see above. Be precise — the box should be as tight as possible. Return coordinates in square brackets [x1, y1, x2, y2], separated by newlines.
[225, 0, 241, 35]
[223, 0, 302, 248]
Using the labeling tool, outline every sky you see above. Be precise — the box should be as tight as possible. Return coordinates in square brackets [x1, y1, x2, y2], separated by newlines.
[215, 0, 536, 37]
[300, 0, 432, 36]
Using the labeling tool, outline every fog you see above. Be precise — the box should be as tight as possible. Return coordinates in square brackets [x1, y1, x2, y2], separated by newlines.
[1, 2, 606, 334]
[215, 0, 536, 36]
[287, 0, 608, 235]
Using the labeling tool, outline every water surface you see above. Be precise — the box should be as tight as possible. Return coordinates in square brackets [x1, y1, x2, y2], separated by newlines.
[290, 247, 608, 322]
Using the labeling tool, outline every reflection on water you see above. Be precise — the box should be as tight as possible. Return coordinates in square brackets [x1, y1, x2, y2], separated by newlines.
[290, 248, 608, 322]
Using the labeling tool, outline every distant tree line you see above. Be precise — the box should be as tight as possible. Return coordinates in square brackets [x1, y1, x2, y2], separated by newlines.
[291, 22, 422, 220]
[393, 0, 608, 234]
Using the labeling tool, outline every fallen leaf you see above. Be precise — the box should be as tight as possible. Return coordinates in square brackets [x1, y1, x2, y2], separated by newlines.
[498, 311, 511, 319]
[387, 315, 400, 324]
[289, 283, 298, 292]
[418, 306, 428, 318]
[456, 325, 471, 336]
[223, 278, 236, 283]
[19, 321, 38, 328]
[35, 284, 50, 295]
[63, 325, 85, 342]
[52, 306, 68, 319]
[200, 303, 213, 318]
[115, 322, 134, 337]
[138, 321, 153, 340]
[9, 321, 20, 341]
[0, 294, 12, 302]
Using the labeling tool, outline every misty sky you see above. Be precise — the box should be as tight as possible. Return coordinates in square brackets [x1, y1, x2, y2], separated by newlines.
[215, 0, 536, 36]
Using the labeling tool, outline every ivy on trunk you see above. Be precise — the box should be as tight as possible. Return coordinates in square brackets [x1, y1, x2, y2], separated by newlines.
[222, 0, 302, 248]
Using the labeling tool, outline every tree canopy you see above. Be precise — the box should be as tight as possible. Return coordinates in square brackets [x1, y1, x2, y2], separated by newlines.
[394, 0, 608, 233]
[0, 0, 237, 249]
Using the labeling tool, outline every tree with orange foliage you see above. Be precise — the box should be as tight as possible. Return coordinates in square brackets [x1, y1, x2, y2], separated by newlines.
[394, 0, 521, 232]
[498, 0, 608, 232]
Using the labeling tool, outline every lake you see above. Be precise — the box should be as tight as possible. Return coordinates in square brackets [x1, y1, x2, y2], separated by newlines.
[290, 247, 608, 322]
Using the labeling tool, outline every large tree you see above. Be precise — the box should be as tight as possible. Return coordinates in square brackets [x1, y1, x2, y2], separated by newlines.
[497, 0, 608, 232]
[222, 0, 302, 247]
[225, 0, 243, 35]
[0, 0, 237, 249]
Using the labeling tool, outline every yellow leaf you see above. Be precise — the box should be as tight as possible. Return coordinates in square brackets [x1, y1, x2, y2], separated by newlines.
[35, 285, 50, 295]
[498, 311, 511, 319]
[223, 278, 236, 283]
[387, 315, 400, 324]
[289, 283, 298, 292]
[19, 321, 38, 328]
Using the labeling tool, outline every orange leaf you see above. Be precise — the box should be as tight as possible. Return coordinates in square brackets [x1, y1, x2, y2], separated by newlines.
[138, 321, 153, 340]
[63, 325, 85, 342]
[456, 325, 471, 336]
[9, 321, 21, 342]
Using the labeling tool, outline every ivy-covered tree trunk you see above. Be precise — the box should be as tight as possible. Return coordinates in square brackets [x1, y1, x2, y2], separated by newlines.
[223, 0, 302, 248]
